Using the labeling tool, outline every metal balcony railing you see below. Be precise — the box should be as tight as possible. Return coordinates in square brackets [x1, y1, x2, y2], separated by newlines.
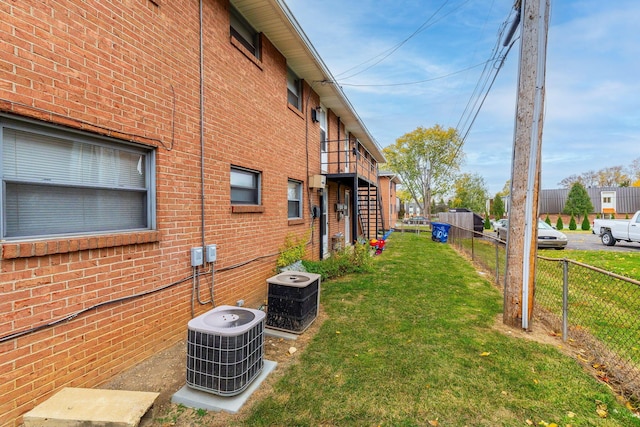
[321, 139, 378, 184]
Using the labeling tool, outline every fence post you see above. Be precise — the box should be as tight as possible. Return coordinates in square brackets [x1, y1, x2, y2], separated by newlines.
[562, 259, 568, 342]
[495, 241, 500, 286]
[471, 233, 475, 261]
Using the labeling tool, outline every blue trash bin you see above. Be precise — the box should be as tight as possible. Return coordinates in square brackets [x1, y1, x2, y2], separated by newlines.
[431, 222, 451, 243]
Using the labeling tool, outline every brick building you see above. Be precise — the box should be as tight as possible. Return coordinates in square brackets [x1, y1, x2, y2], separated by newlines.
[378, 171, 401, 228]
[0, 0, 390, 424]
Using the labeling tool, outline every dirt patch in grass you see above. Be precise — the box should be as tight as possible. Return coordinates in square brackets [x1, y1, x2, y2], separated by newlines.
[492, 313, 564, 349]
[100, 309, 326, 426]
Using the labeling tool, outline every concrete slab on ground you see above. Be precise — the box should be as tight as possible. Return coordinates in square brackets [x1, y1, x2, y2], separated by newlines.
[171, 359, 276, 414]
[23, 387, 159, 427]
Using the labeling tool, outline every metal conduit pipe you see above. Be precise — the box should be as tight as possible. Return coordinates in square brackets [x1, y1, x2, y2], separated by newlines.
[191, 0, 215, 316]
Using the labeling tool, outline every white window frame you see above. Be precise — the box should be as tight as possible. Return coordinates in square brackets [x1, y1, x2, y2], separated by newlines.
[287, 67, 302, 110]
[0, 116, 155, 240]
[287, 179, 303, 219]
[231, 166, 261, 205]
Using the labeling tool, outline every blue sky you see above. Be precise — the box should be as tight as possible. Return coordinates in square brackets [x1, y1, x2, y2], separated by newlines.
[283, 0, 640, 196]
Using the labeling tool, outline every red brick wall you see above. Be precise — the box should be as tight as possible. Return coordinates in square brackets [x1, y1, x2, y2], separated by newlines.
[379, 176, 398, 228]
[0, 0, 330, 424]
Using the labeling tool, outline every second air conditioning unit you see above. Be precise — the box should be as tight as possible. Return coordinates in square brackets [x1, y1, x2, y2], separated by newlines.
[266, 271, 321, 334]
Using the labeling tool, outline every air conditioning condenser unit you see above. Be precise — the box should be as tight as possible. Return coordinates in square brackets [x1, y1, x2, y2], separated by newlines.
[186, 305, 265, 396]
[266, 272, 321, 334]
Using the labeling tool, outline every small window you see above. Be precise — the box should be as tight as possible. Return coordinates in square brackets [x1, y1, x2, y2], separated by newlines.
[231, 166, 260, 205]
[230, 5, 260, 58]
[288, 180, 302, 219]
[1, 117, 155, 239]
[287, 67, 302, 110]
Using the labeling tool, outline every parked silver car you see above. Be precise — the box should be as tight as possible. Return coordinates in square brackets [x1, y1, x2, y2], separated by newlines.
[492, 218, 507, 232]
[404, 216, 429, 225]
[496, 220, 568, 250]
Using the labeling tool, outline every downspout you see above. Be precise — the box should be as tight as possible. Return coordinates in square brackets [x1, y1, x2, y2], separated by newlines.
[389, 176, 393, 227]
[199, 0, 206, 250]
[191, 0, 214, 317]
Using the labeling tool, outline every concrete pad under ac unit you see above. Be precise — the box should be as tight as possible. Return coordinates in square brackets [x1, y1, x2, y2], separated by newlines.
[171, 359, 277, 414]
[23, 387, 159, 427]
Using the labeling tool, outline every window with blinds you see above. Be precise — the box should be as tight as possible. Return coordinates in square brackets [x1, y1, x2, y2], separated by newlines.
[1, 118, 155, 239]
[230, 5, 260, 59]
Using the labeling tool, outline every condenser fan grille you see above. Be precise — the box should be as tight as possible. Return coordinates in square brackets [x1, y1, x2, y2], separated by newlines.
[186, 306, 265, 396]
[201, 309, 255, 328]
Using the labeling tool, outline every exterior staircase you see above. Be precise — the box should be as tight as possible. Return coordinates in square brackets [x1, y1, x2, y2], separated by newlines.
[357, 182, 385, 241]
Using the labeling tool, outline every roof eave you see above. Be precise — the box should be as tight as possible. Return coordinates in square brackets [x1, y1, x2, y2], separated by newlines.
[231, 0, 385, 163]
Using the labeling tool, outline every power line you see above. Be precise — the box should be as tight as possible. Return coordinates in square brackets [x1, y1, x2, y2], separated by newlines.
[337, 60, 491, 87]
[424, 5, 520, 187]
[335, 0, 473, 81]
[453, 5, 519, 146]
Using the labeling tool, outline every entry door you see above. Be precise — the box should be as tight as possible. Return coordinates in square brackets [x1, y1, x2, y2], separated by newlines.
[344, 190, 351, 244]
[319, 108, 328, 173]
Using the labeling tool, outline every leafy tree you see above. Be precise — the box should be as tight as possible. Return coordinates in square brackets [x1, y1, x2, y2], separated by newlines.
[544, 214, 551, 226]
[450, 173, 489, 214]
[558, 157, 640, 189]
[383, 125, 462, 221]
[433, 198, 448, 214]
[581, 170, 598, 188]
[491, 193, 505, 219]
[484, 213, 491, 230]
[569, 214, 577, 230]
[499, 180, 511, 197]
[581, 214, 590, 231]
[563, 182, 593, 220]
[597, 165, 629, 187]
[556, 215, 564, 230]
[557, 174, 583, 189]
[629, 157, 640, 185]
[396, 189, 412, 219]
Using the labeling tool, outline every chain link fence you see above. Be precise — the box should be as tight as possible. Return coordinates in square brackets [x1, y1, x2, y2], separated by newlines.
[446, 224, 640, 401]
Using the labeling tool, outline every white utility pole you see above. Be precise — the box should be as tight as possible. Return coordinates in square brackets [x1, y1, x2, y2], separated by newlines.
[504, 0, 550, 330]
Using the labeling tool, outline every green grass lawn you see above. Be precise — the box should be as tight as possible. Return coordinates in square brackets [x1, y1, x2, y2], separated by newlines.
[244, 233, 640, 426]
[542, 249, 640, 281]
